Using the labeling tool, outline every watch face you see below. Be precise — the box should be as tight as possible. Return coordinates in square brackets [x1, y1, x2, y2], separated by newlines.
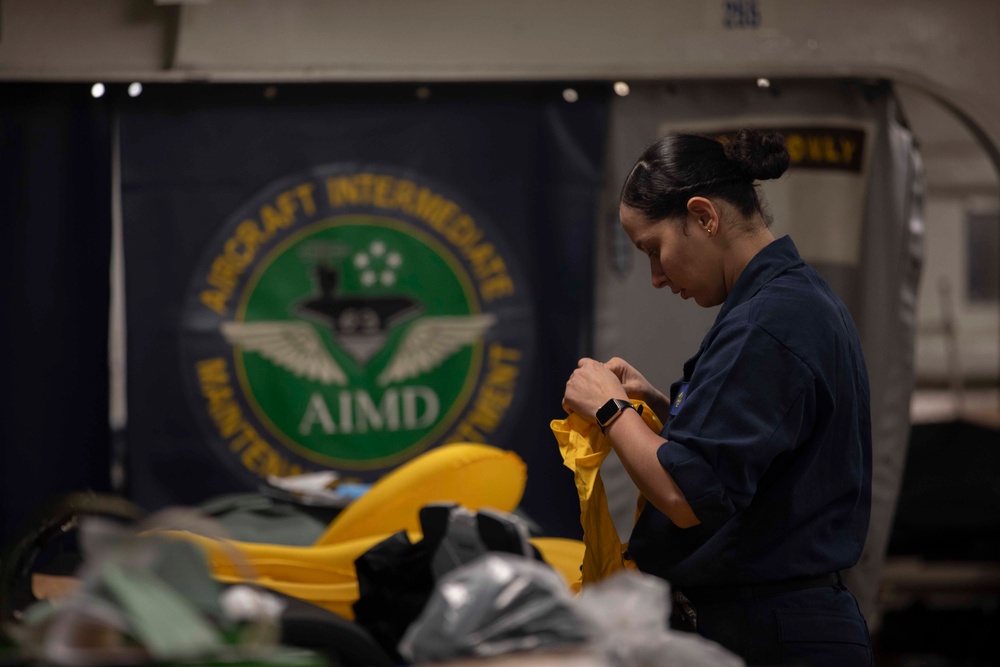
[596, 398, 620, 425]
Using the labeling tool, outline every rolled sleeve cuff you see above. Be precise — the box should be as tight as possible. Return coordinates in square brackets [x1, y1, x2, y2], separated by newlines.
[656, 440, 736, 531]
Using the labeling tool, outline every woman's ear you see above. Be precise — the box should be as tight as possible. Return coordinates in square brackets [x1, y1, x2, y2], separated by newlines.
[686, 197, 719, 236]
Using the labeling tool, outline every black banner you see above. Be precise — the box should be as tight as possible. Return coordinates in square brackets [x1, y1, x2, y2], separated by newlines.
[120, 85, 607, 538]
[1, 85, 113, 545]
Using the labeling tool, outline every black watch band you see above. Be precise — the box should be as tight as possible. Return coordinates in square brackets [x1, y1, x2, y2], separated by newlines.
[596, 398, 635, 433]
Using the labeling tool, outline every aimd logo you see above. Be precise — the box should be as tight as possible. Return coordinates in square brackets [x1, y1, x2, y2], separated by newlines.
[181, 166, 534, 480]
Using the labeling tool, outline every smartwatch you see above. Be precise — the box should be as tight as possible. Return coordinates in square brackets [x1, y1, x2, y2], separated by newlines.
[596, 398, 635, 433]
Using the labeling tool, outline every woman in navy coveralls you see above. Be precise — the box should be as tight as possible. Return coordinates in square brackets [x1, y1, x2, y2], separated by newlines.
[562, 130, 874, 666]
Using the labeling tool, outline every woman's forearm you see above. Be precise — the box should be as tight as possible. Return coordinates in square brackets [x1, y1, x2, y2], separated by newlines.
[605, 408, 701, 529]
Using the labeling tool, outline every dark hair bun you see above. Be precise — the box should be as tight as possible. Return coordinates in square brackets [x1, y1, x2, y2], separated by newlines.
[724, 129, 790, 181]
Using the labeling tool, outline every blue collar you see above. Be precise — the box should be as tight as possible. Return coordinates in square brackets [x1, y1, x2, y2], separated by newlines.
[680, 236, 806, 380]
[714, 236, 805, 325]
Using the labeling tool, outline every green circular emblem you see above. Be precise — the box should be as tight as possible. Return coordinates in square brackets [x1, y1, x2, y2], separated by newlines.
[181, 166, 534, 480]
[239, 217, 482, 464]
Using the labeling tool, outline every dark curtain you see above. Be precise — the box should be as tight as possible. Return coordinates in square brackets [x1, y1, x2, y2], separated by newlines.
[0, 85, 113, 545]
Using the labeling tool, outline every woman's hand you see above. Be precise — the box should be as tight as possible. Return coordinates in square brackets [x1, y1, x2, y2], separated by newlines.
[604, 357, 671, 423]
[562, 358, 628, 422]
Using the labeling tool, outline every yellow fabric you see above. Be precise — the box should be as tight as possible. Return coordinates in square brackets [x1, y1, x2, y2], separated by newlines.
[530, 537, 587, 588]
[162, 531, 584, 619]
[314, 442, 527, 545]
[551, 401, 663, 589]
[159, 442, 586, 618]
[160, 530, 404, 583]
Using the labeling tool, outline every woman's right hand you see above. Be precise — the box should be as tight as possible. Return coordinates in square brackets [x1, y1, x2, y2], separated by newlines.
[603, 357, 671, 422]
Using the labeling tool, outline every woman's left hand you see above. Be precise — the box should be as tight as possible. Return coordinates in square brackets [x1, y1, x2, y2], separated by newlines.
[562, 357, 628, 421]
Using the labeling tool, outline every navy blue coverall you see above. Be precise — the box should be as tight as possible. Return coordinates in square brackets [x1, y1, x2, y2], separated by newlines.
[628, 236, 874, 666]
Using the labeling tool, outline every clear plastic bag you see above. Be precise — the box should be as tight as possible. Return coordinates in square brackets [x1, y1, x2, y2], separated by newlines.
[398, 553, 589, 664]
[576, 571, 745, 667]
